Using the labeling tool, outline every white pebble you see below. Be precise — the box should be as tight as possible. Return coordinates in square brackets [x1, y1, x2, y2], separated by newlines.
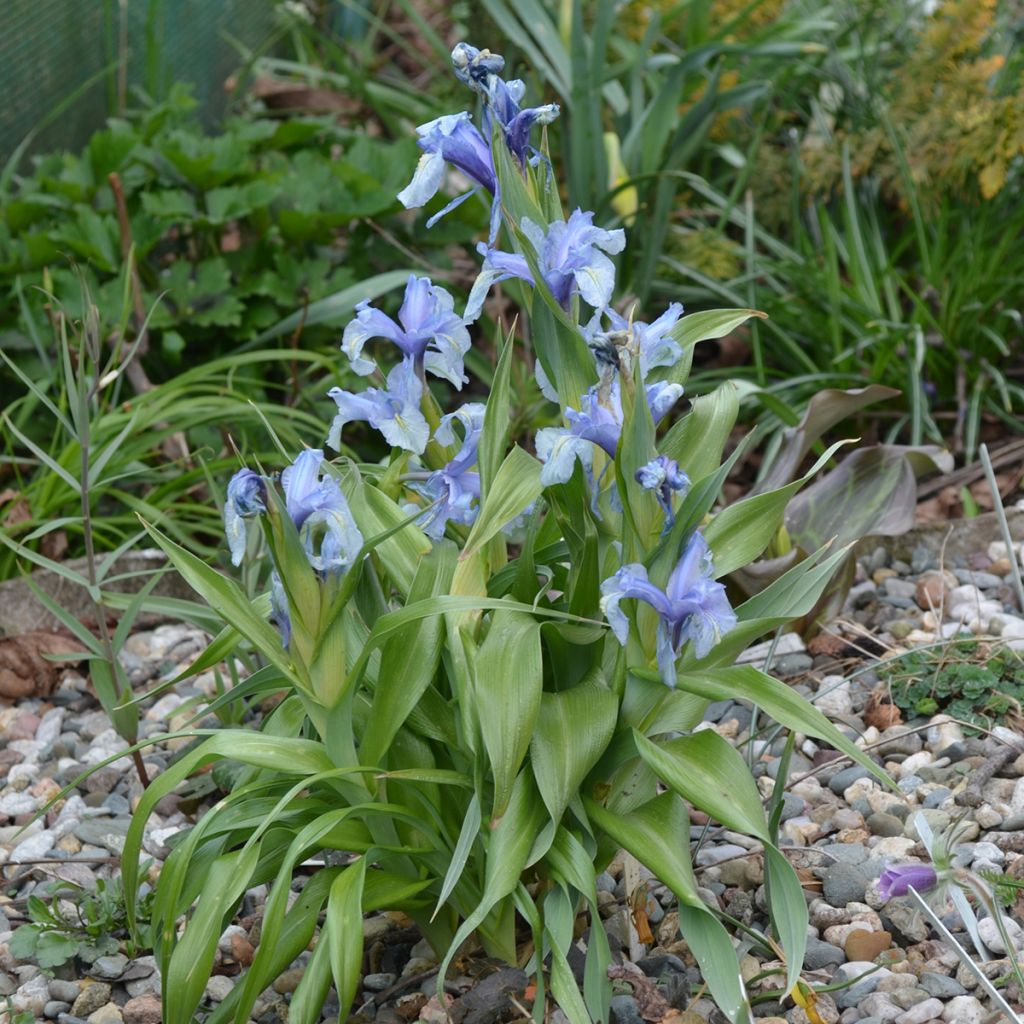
[9, 830, 55, 862]
[34, 707, 64, 747]
[978, 914, 1023, 953]
[816, 676, 854, 717]
[899, 751, 936, 778]
[895, 999, 943, 1024]
[941, 995, 985, 1024]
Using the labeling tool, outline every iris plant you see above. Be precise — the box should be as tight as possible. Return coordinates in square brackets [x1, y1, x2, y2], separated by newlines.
[414, 403, 485, 538]
[601, 532, 737, 687]
[584, 303, 685, 381]
[636, 455, 690, 529]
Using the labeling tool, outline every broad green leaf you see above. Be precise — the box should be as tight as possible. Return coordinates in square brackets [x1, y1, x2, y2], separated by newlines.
[584, 792, 702, 907]
[764, 844, 808, 993]
[667, 664, 891, 787]
[532, 684, 618, 823]
[479, 326, 516, 497]
[437, 771, 547, 994]
[360, 544, 455, 767]
[476, 612, 543, 818]
[677, 905, 753, 1024]
[165, 845, 260, 1024]
[462, 446, 543, 559]
[327, 858, 367, 1020]
[661, 381, 740, 482]
[287, 926, 334, 1024]
[547, 926, 593, 1024]
[669, 307, 768, 350]
[703, 440, 849, 577]
[432, 793, 482, 922]
[634, 730, 768, 841]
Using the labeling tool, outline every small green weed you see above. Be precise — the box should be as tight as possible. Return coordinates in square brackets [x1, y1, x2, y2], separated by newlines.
[8, 876, 154, 969]
[881, 640, 1024, 731]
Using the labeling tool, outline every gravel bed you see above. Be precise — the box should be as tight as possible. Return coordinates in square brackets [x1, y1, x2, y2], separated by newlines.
[0, 538, 1023, 1024]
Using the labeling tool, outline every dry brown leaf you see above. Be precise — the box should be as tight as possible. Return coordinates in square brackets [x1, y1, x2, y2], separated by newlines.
[0, 632, 81, 700]
[607, 963, 672, 1021]
[864, 690, 903, 730]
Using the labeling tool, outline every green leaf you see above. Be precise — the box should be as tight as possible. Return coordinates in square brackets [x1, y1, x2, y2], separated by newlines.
[462, 446, 543, 558]
[633, 729, 768, 841]
[764, 844, 807, 993]
[254, 271, 415, 344]
[670, 307, 768, 349]
[476, 612, 543, 819]
[165, 845, 260, 1024]
[137, 517, 303, 689]
[287, 924, 334, 1024]
[479, 326, 516, 497]
[584, 791, 702, 907]
[432, 792, 482, 922]
[532, 684, 618, 823]
[661, 381, 740, 482]
[327, 857, 367, 1020]
[677, 905, 753, 1024]
[703, 439, 849, 577]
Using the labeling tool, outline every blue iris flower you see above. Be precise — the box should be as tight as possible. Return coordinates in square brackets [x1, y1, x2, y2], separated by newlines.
[535, 378, 683, 487]
[636, 455, 690, 530]
[583, 303, 685, 381]
[414, 402, 486, 538]
[466, 209, 625, 320]
[342, 275, 472, 389]
[327, 359, 431, 456]
[280, 449, 364, 576]
[600, 531, 737, 687]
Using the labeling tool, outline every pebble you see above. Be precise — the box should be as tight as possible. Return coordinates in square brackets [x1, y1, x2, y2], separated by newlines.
[72, 983, 113, 1017]
[940, 995, 985, 1024]
[122, 995, 162, 1024]
[822, 863, 869, 906]
[918, 972, 966, 999]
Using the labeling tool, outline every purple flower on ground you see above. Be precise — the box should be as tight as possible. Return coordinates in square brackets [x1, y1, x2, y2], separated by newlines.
[878, 864, 938, 900]
[600, 531, 737, 687]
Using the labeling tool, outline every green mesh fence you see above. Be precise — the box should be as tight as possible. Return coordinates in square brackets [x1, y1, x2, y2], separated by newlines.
[0, 0, 280, 161]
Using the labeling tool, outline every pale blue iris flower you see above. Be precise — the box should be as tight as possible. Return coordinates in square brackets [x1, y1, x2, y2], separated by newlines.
[636, 455, 690, 529]
[414, 403, 486, 538]
[224, 469, 267, 566]
[535, 378, 683, 487]
[280, 449, 364, 576]
[583, 303, 684, 380]
[600, 531, 737, 687]
[466, 209, 625, 320]
[342, 275, 472, 389]
[327, 359, 431, 456]
[397, 113, 498, 228]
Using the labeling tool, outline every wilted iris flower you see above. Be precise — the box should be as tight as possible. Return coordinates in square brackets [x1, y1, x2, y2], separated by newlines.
[342, 275, 472, 389]
[583, 303, 684, 381]
[636, 455, 690, 528]
[535, 378, 683, 487]
[878, 863, 939, 900]
[414, 403, 486, 538]
[600, 531, 737, 687]
[466, 209, 625, 319]
[327, 359, 431, 456]
[224, 469, 267, 567]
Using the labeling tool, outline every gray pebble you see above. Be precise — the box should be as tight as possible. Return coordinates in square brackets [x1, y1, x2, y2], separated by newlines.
[866, 812, 905, 837]
[822, 862, 869, 905]
[362, 972, 396, 992]
[610, 993, 644, 1024]
[89, 953, 128, 979]
[829, 765, 870, 795]
[48, 981, 80, 1002]
[44, 1001, 71, 1019]
[918, 971, 967, 998]
[802, 937, 845, 970]
[835, 979, 879, 1010]
[773, 653, 814, 676]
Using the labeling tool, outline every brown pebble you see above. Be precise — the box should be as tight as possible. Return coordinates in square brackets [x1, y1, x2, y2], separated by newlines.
[273, 966, 305, 994]
[845, 929, 893, 961]
[989, 557, 1013, 576]
[122, 994, 163, 1024]
[229, 931, 255, 967]
[873, 568, 898, 584]
[915, 571, 954, 610]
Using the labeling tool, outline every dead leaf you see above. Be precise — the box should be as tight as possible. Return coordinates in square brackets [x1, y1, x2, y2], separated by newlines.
[607, 963, 672, 1021]
[864, 690, 903, 730]
[1, 494, 30, 528]
[40, 529, 68, 562]
[844, 929, 892, 961]
[0, 632, 81, 700]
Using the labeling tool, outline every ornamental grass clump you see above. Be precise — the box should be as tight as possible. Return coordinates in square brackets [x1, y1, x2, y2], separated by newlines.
[128, 43, 888, 1024]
